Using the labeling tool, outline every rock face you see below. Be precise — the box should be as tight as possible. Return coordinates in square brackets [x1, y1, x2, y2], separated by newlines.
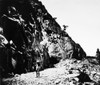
[0, 0, 86, 75]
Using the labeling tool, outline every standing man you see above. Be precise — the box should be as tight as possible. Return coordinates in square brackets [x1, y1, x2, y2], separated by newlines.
[35, 48, 43, 78]
[35, 59, 41, 78]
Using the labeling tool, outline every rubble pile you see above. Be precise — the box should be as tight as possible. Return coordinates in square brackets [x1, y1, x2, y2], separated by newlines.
[3, 59, 100, 85]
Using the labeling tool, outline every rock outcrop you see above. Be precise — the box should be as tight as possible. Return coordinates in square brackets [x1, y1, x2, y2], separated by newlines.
[0, 0, 86, 76]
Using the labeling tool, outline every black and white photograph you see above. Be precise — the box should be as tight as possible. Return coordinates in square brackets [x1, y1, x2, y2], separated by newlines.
[0, 0, 100, 85]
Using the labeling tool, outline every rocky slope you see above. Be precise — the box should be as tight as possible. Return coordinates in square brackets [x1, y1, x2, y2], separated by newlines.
[2, 59, 100, 85]
[0, 0, 86, 75]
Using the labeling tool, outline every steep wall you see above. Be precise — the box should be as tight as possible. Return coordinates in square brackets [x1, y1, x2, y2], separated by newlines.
[0, 0, 86, 75]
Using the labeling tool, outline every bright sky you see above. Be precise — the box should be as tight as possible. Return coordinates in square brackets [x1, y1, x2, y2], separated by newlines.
[40, 0, 100, 56]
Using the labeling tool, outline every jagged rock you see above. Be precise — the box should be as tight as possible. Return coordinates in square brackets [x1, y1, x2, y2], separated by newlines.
[96, 48, 100, 64]
[0, 0, 86, 76]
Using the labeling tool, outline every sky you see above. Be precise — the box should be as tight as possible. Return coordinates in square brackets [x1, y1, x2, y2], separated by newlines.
[40, 0, 100, 56]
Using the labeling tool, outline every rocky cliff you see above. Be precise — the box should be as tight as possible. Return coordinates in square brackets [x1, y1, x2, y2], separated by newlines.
[0, 0, 86, 76]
